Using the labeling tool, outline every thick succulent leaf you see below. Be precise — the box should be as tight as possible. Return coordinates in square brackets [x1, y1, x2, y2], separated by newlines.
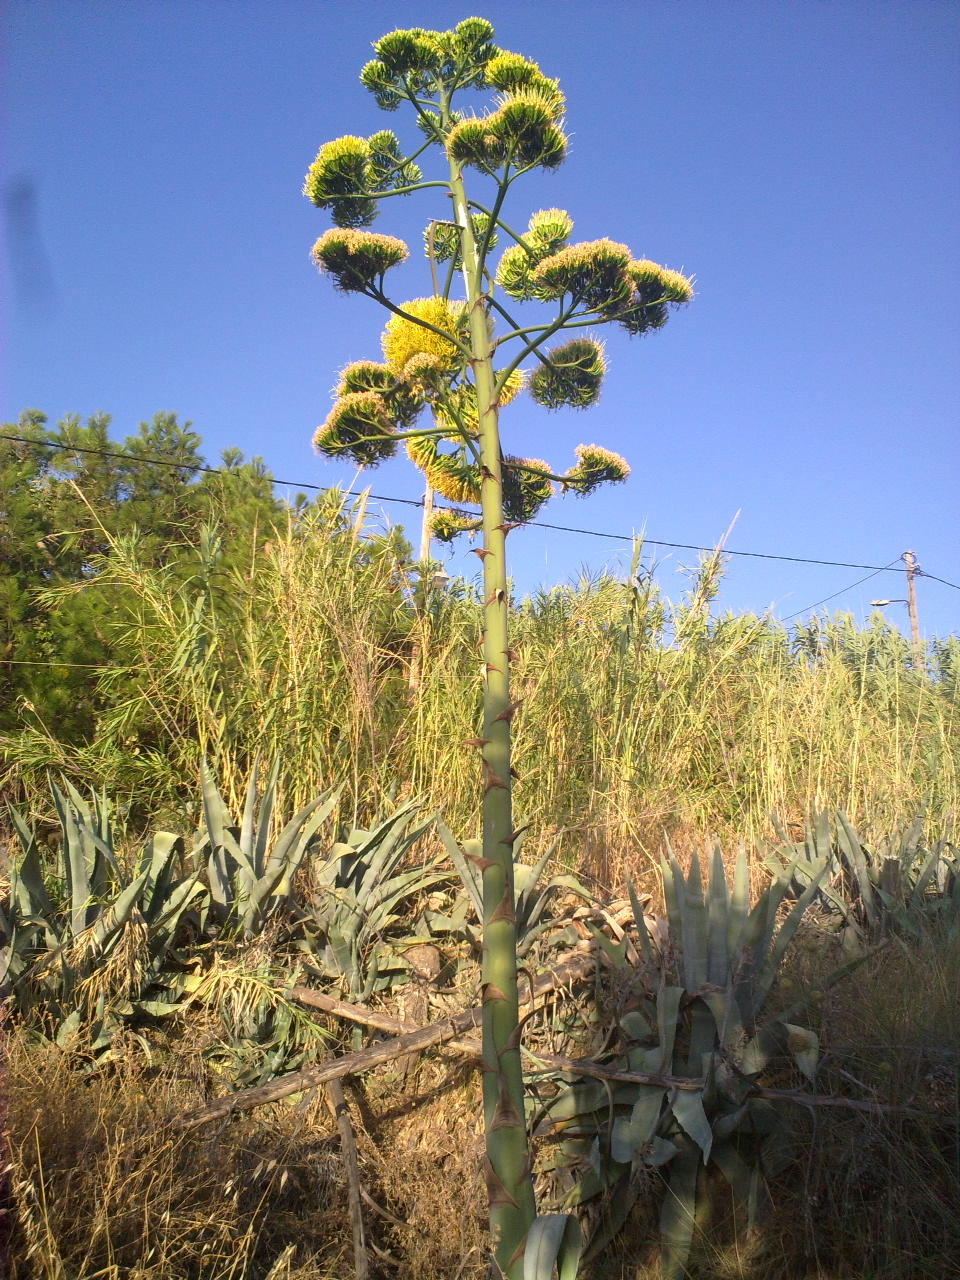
[671, 1089, 713, 1164]
[710, 1140, 764, 1228]
[655, 986, 685, 1072]
[610, 1085, 665, 1163]
[51, 781, 92, 935]
[8, 811, 56, 922]
[439, 821, 483, 917]
[238, 756, 260, 868]
[698, 987, 743, 1050]
[244, 788, 342, 929]
[523, 1213, 582, 1280]
[660, 845, 682, 938]
[149, 870, 208, 939]
[658, 1138, 700, 1280]
[515, 840, 558, 902]
[356, 798, 426, 887]
[679, 854, 707, 990]
[739, 1021, 786, 1077]
[200, 759, 228, 851]
[685, 1001, 717, 1077]
[619, 1009, 653, 1041]
[546, 1080, 613, 1126]
[644, 1135, 680, 1167]
[586, 923, 628, 968]
[581, 1168, 644, 1262]
[137, 832, 183, 918]
[89, 868, 150, 947]
[706, 844, 730, 985]
[751, 860, 828, 1017]
[254, 760, 282, 874]
[836, 811, 879, 930]
[627, 876, 656, 966]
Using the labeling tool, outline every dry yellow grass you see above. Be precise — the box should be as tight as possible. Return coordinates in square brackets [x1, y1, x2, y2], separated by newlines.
[4, 915, 957, 1280]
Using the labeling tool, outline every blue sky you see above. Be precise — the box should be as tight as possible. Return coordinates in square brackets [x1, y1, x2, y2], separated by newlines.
[4, 0, 958, 636]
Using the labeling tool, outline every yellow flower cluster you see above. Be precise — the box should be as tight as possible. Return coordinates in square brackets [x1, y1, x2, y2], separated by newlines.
[381, 297, 465, 376]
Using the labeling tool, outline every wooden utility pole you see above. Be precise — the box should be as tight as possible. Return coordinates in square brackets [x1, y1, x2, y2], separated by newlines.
[419, 483, 434, 561]
[903, 550, 924, 669]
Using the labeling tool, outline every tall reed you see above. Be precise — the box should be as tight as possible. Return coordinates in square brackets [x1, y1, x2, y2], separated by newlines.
[3, 513, 956, 861]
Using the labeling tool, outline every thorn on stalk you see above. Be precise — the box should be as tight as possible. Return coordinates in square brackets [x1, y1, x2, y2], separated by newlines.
[502, 825, 529, 848]
[482, 762, 509, 793]
[471, 548, 493, 560]
[463, 737, 490, 749]
[495, 522, 521, 536]
[493, 699, 522, 724]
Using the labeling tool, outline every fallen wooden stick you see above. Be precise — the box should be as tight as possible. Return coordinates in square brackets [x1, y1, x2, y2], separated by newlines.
[291, 986, 705, 1093]
[327, 1079, 369, 1280]
[291, 986, 482, 1056]
[290, 990, 938, 1113]
[174, 948, 598, 1131]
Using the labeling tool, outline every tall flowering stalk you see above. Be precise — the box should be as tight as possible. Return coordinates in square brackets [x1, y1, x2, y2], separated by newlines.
[303, 19, 691, 1275]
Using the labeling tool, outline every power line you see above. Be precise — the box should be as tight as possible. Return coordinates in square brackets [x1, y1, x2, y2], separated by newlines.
[918, 570, 960, 593]
[0, 429, 944, 579]
[780, 560, 904, 622]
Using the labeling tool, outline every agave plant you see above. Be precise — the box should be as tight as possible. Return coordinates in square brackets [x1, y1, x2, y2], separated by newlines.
[540, 846, 827, 1279]
[438, 822, 594, 958]
[194, 758, 340, 938]
[768, 809, 960, 949]
[299, 797, 453, 1001]
[2, 780, 207, 1048]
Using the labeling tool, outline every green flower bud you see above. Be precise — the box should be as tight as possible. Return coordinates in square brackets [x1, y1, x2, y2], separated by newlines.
[604, 259, 692, 334]
[335, 360, 424, 428]
[533, 240, 633, 310]
[485, 51, 538, 90]
[529, 338, 606, 410]
[486, 53, 565, 120]
[455, 17, 496, 49]
[658, 267, 695, 304]
[495, 243, 537, 300]
[374, 29, 443, 75]
[431, 507, 481, 543]
[389, 383, 425, 430]
[527, 208, 573, 255]
[502, 457, 555, 523]
[304, 135, 369, 203]
[446, 118, 506, 170]
[564, 443, 630, 494]
[311, 228, 409, 292]
[360, 60, 403, 111]
[313, 392, 397, 464]
[335, 360, 395, 398]
[487, 95, 567, 169]
[416, 108, 452, 144]
[360, 130, 422, 192]
[628, 259, 672, 303]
